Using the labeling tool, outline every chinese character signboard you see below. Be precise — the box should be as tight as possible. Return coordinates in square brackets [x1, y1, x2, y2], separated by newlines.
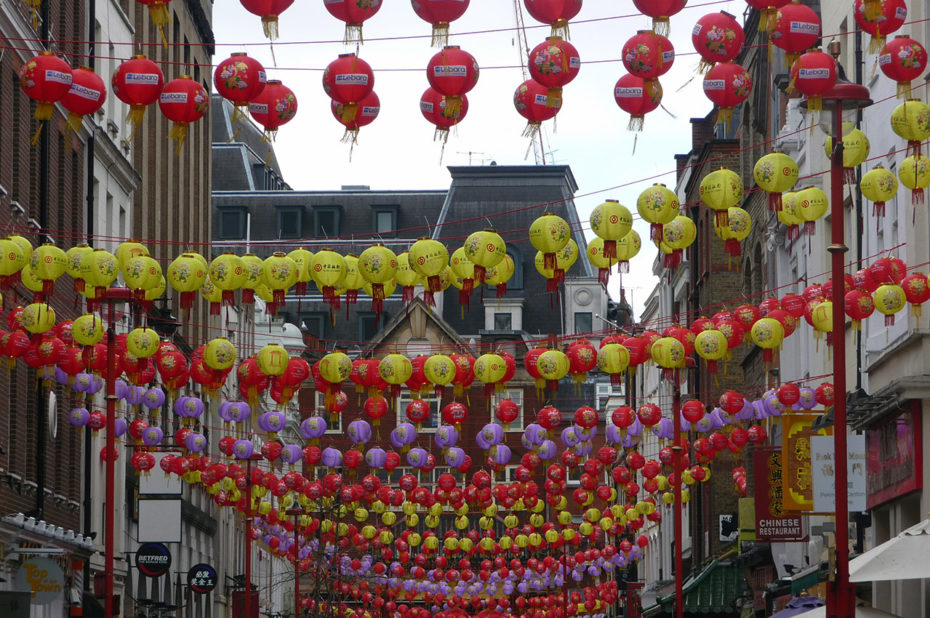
[811, 434, 867, 512]
[753, 446, 805, 541]
[781, 414, 831, 512]
[867, 402, 923, 509]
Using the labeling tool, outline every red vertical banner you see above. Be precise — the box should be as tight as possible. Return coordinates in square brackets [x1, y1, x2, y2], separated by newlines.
[753, 446, 805, 541]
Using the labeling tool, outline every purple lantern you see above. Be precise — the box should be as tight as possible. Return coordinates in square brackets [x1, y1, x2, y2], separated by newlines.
[489, 444, 512, 466]
[281, 444, 302, 465]
[185, 432, 207, 453]
[69, 407, 90, 427]
[365, 447, 387, 468]
[478, 423, 502, 447]
[537, 440, 557, 460]
[560, 426, 580, 447]
[233, 439, 254, 459]
[797, 387, 817, 410]
[347, 420, 372, 445]
[436, 425, 459, 449]
[229, 401, 251, 423]
[321, 447, 343, 468]
[218, 401, 234, 423]
[300, 416, 327, 440]
[444, 447, 466, 468]
[141, 426, 163, 446]
[258, 411, 286, 434]
[113, 417, 128, 438]
[406, 447, 427, 468]
[143, 387, 165, 410]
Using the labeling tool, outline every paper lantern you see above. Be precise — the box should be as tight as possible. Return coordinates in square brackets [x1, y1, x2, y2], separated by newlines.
[208, 252, 245, 306]
[691, 11, 744, 72]
[63, 244, 92, 293]
[586, 238, 614, 284]
[323, 53, 375, 127]
[332, 91, 379, 144]
[694, 329, 727, 375]
[127, 327, 161, 359]
[72, 314, 104, 346]
[534, 239, 578, 293]
[750, 317, 785, 362]
[411, 0, 470, 46]
[21, 303, 55, 335]
[637, 183, 679, 243]
[379, 353, 413, 398]
[789, 48, 837, 115]
[661, 215, 696, 270]
[589, 200, 632, 260]
[615, 230, 642, 273]
[249, 80, 297, 141]
[262, 252, 298, 314]
[596, 343, 630, 386]
[214, 53, 266, 118]
[529, 213, 570, 271]
[424, 353, 455, 397]
[258, 344, 289, 377]
[874, 283, 906, 326]
[239, 0, 295, 39]
[19, 52, 72, 127]
[621, 30, 674, 95]
[650, 336, 685, 381]
[463, 229, 505, 285]
[158, 75, 208, 151]
[879, 36, 928, 98]
[204, 337, 237, 371]
[523, 0, 583, 38]
[891, 99, 930, 158]
[899, 273, 930, 318]
[29, 243, 66, 299]
[613, 73, 662, 131]
[754, 151, 799, 211]
[514, 79, 561, 138]
[854, 0, 906, 53]
[111, 55, 164, 135]
[323, 0, 382, 44]
[165, 253, 205, 311]
[136, 0, 174, 46]
[772, 3, 821, 67]
[427, 46, 479, 116]
[237, 254, 264, 305]
[310, 249, 346, 306]
[699, 166, 743, 227]
[474, 353, 507, 396]
[794, 186, 829, 236]
[702, 61, 752, 127]
[420, 87, 469, 143]
[745, 0, 792, 32]
[61, 66, 106, 132]
[632, 0, 685, 36]
[528, 37, 580, 107]
[395, 252, 425, 303]
[860, 165, 899, 218]
[536, 349, 569, 392]
[85, 249, 120, 301]
[825, 127, 871, 186]
[408, 237, 448, 303]
[898, 154, 930, 207]
[359, 244, 398, 316]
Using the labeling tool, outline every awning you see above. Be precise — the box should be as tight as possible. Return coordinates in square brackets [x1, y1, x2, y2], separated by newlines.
[641, 560, 747, 616]
[849, 517, 930, 582]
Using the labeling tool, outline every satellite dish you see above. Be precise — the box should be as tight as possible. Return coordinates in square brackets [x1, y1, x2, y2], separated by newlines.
[48, 391, 58, 439]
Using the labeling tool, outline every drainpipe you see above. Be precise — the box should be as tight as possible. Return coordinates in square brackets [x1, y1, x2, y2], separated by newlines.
[83, 0, 96, 596]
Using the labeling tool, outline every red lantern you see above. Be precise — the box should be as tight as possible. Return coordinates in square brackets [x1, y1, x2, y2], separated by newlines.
[745, 0, 792, 32]
[789, 49, 837, 112]
[411, 0, 471, 46]
[781, 293, 806, 318]
[514, 79, 560, 138]
[323, 53, 375, 126]
[213, 53, 267, 118]
[703, 61, 752, 126]
[691, 11, 745, 73]
[537, 406, 561, 431]
[523, 0, 582, 37]
[566, 339, 597, 386]
[405, 399, 431, 426]
[112, 55, 164, 135]
[777, 383, 801, 408]
[854, 0, 906, 54]
[158, 76, 209, 153]
[902, 273, 930, 317]
[815, 383, 834, 407]
[613, 73, 662, 131]
[621, 31, 675, 93]
[332, 91, 380, 144]
[844, 289, 875, 329]
[323, 0, 383, 43]
[529, 37, 580, 107]
[420, 87, 469, 143]
[719, 391, 744, 415]
[636, 404, 662, 427]
[427, 46, 479, 116]
[495, 399, 520, 429]
[772, 2, 821, 67]
[239, 0, 295, 39]
[19, 53, 72, 136]
[632, 0, 685, 36]
[574, 406, 598, 429]
[249, 80, 297, 140]
[681, 400, 705, 423]
[61, 66, 106, 133]
[879, 35, 928, 98]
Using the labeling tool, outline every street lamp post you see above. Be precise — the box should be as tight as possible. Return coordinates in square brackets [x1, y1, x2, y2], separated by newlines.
[244, 452, 264, 618]
[671, 373, 683, 618]
[286, 508, 304, 618]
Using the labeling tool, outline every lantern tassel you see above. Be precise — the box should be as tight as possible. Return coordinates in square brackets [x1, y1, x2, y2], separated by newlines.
[598, 268, 610, 286]
[628, 114, 644, 132]
[652, 16, 670, 37]
[546, 88, 563, 109]
[262, 15, 280, 41]
[551, 18, 570, 39]
[66, 112, 85, 133]
[868, 32, 884, 55]
[30, 122, 44, 146]
[912, 189, 925, 207]
[897, 81, 912, 99]
[343, 23, 363, 45]
[431, 22, 450, 47]
[169, 121, 189, 156]
[522, 121, 541, 139]
[885, 314, 895, 327]
[126, 105, 147, 140]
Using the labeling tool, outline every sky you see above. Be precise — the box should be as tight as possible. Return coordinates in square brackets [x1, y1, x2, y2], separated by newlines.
[212, 0, 742, 319]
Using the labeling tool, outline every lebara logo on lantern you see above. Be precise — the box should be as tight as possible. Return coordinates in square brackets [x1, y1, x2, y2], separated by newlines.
[249, 103, 268, 114]
[125, 73, 161, 84]
[704, 79, 725, 91]
[433, 65, 467, 77]
[798, 68, 832, 80]
[336, 74, 370, 85]
[615, 87, 644, 98]
[420, 101, 435, 114]
[789, 21, 819, 34]
[160, 92, 188, 104]
[45, 70, 72, 85]
[70, 84, 102, 101]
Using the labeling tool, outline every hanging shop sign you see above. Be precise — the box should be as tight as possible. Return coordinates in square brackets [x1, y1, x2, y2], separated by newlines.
[14, 557, 65, 605]
[867, 402, 923, 509]
[187, 563, 217, 594]
[781, 413, 831, 512]
[753, 446, 805, 541]
[811, 434, 867, 512]
[135, 542, 172, 577]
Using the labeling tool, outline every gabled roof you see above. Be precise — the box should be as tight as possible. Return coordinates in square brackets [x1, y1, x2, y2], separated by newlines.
[364, 297, 470, 356]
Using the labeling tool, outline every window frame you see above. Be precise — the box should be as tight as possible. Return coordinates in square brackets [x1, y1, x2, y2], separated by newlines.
[276, 206, 303, 240]
[217, 207, 248, 241]
[315, 392, 343, 434]
[493, 312, 513, 331]
[371, 206, 398, 238]
[299, 312, 327, 339]
[490, 388, 525, 432]
[313, 206, 341, 239]
[574, 311, 593, 335]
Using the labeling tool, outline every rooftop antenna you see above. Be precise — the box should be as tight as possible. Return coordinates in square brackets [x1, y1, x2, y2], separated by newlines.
[512, 0, 545, 165]
[456, 151, 485, 165]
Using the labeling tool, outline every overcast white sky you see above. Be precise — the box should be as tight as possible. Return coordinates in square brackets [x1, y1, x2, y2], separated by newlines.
[214, 1, 742, 319]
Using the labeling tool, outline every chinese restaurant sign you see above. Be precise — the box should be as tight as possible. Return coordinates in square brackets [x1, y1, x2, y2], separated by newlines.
[867, 403, 922, 510]
[781, 413, 831, 512]
[753, 446, 805, 541]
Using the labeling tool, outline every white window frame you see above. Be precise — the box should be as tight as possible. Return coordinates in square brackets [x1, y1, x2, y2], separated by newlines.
[315, 392, 343, 434]
[490, 388, 526, 432]
[396, 393, 441, 433]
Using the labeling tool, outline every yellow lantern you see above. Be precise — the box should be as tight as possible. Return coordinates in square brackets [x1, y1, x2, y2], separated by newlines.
[474, 353, 507, 395]
[449, 246, 477, 311]
[362, 278, 396, 302]
[127, 327, 161, 359]
[0, 238, 25, 291]
[408, 238, 449, 294]
[72, 313, 104, 346]
[590, 199, 633, 259]
[394, 252, 423, 303]
[122, 256, 161, 299]
[8, 236, 32, 265]
[21, 302, 55, 334]
[30, 243, 66, 297]
[463, 229, 506, 285]
[167, 252, 207, 310]
[86, 249, 120, 300]
[209, 253, 246, 305]
[898, 154, 930, 206]
[20, 263, 44, 295]
[115, 240, 149, 271]
[286, 248, 315, 295]
[311, 249, 347, 303]
[536, 349, 569, 391]
[529, 213, 571, 270]
[637, 183, 679, 242]
[597, 343, 630, 386]
[661, 215, 696, 269]
[358, 244, 397, 313]
[145, 276, 167, 304]
[753, 151, 799, 211]
[204, 337, 237, 370]
[534, 239, 578, 293]
[64, 244, 92, 292]
[699, 167, 743, 227]
[258, 344, 289, 377]
[485, 254, 515, 299]
[319, 351, 353, 384]
[200, 278, 223, 313]
[239, 254, 264, 304]
[750, 316, 785, 362]
[615, 229, 642, 273]
[793, 186, 829, 236]
[378, 353, 413, 397]
[424, 353, 456, 396]
[651, 336, 686, 380]
[810, 300, 833, 339]
[262, 252, 298, 312]
[714, 206, 752, 258]
[825, 128, 870, 184]
[336, 254, 365, 307]
[891, 99, 930, 157]
[586, 238, 615, 285]
[777, 191, 803, 241]
[874, 283, 907, 326]
[694, 329, 727, 374]
[860, 165, 899, 218]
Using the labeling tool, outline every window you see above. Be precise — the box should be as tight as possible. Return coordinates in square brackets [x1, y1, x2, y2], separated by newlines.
[300, 313, 326, 339]
[218, 208, 247, 240]
[372, 207, 397, 237]
[313, 207, 341, 238]
[359, 312, 385, 341]
[396, 394, 440, 432]
[315, 392, 342, 434]
[277, 207, 302, 239]
[574, 312, 593, 335]
[491, 389, 525, 431]
[494, 313, 513, 331]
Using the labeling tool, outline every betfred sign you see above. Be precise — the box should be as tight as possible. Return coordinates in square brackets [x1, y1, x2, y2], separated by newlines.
[136, 543, 172, 577]
[753, 447, 805, 541]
